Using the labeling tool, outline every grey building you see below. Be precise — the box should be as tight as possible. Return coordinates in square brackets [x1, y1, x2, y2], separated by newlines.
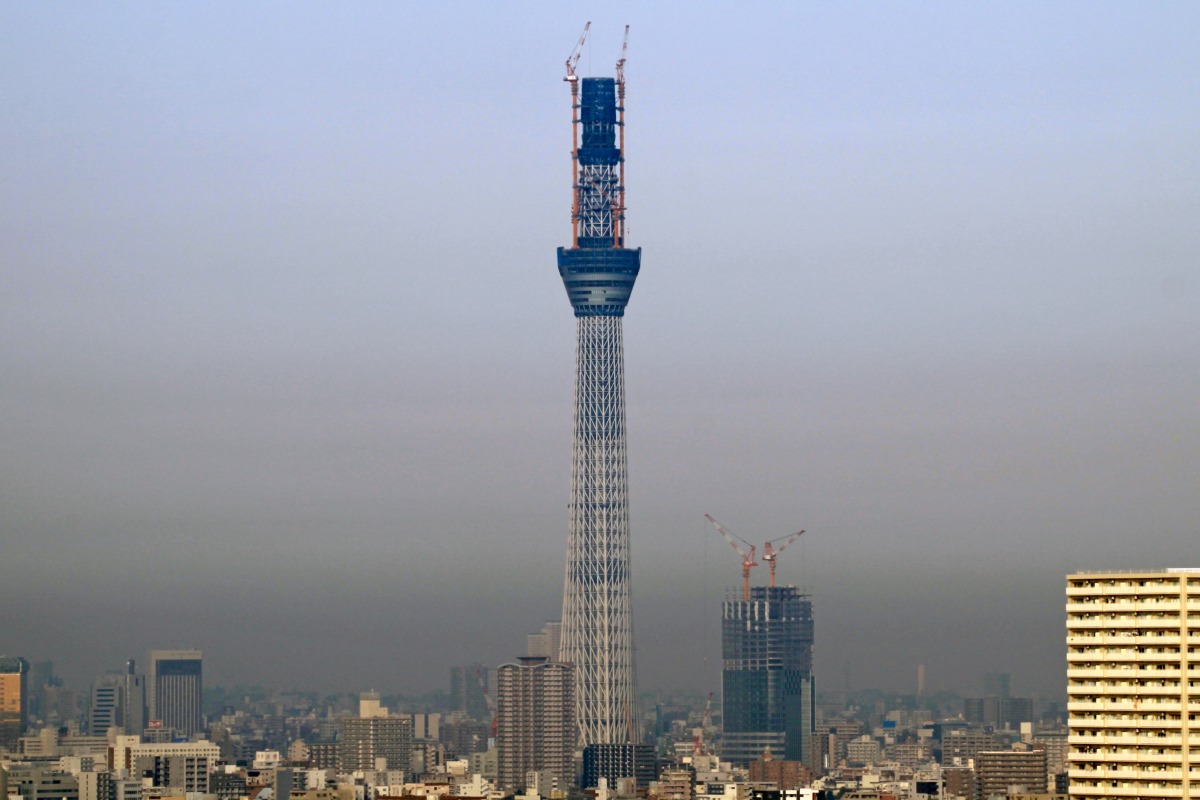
[89, 675, 124, 736]
[338, 716, 412, 774]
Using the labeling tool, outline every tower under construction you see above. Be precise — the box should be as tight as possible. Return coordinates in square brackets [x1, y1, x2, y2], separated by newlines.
[556, 26, 641, 754]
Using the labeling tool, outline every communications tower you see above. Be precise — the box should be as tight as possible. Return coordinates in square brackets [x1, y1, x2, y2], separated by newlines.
[557, 26, 641, 751]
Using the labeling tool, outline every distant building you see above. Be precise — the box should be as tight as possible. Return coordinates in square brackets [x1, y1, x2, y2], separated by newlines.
[525, 621, 563, 661]
[941, 765, 974, 800]
[89, 674, 124, 736]
[495, 656, 574, 793]
[124, 660, 147, 735]
[581, 743, 656, 790]
[449, 665, 491, 722]
[338, 716, 412, 775]
[974, 749, 1047, 798]
[1066, 569, 1200, 800]
[748, 750, 815, 788]
[0, 656, 29, 751]
[721, 586, 815, 770]
[3, 765, 79, 800]
[964, 695, 1035, 729]
[147, 650, 202, 737]
[941, 728, 997, 767]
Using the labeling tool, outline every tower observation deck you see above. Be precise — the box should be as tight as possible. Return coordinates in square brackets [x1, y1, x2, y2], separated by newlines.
[557, 60, 642, 753]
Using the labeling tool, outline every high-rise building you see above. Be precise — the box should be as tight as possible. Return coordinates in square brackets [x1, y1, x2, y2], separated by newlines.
[124, 660, 147, 735]
[721, 586, 816, 769]
[1066, 569, 1200, 799]
[556, 46, 642, 755]
[89, 674, 124, 736]
[449, 665, 491, 722]
[0, 656, 29, 752]
[338, 716, 412, 774]
[496, 656, 575, 793]
[147, 650, 202, 737]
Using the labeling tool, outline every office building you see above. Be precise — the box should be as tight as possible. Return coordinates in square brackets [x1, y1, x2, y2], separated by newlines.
[148, 650, 202, 737]
[1066, 568, 1200, 799]
[496, 656, 574, 793]
[123, 660, 147, 735]
[556, 47, 642, 752]
[88, 674, 124, 736]
[722, 586, 815, 770]
[0, 656, 29, 752]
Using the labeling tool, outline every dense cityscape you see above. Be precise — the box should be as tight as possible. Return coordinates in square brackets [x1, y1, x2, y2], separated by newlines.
[3, 6, 1196, 800]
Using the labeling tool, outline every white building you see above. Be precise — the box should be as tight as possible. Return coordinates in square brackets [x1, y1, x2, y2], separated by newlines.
[1066, 568, 1200, 799]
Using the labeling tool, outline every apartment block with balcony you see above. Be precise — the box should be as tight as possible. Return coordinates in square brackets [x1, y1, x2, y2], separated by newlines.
[1066, 569, 1200, 799]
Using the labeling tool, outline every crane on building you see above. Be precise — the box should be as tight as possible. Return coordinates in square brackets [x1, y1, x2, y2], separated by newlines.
[613, 24, 630, 248]
[564, 20, 591, 83]
[564, 21, 591, 248]
[705, 513, 758, 601]
[762, 529, 805, 587]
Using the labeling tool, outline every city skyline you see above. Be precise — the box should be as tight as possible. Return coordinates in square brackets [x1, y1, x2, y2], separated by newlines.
[2, 3, 1198, 700]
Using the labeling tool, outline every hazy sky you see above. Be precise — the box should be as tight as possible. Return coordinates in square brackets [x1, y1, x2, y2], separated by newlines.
[2, 3, 1198, 702]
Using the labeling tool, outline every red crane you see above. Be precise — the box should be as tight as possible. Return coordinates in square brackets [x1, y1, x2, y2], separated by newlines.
[613, 24, 630, 248]
[706, 513, 758, 601]
[762, 529, 805, 587]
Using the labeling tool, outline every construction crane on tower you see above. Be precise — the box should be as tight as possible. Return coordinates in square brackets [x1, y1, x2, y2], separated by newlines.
[563, 20, 591, 84]
[613, 24, 630, 248]
[762, 529, 805, 587]
[564, 21, 590, 248]
[705, 513, 758, 601]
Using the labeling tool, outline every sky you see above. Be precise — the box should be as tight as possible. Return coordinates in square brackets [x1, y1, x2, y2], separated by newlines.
[1, 2, 1198, 702]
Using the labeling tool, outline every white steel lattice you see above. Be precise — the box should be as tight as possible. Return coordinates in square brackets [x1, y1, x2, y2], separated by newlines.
[559, 315, 637, 746]
[578, 163, 617, 239]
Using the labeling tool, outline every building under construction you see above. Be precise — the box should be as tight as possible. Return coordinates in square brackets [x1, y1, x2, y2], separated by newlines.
[721, 587, 816, 769]
[555, 22, 644, 783]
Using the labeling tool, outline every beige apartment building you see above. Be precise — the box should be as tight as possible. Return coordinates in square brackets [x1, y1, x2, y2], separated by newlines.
[1066, 569, 1200, 798]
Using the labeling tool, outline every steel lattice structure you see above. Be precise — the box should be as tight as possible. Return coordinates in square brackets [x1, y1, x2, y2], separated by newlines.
[556, 70, 641, 748]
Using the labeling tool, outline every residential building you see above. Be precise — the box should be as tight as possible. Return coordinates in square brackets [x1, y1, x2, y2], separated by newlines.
[339, 716, 412, 774]
[495, 656, 574, 793]
[1066, 568, 1200, 799]
[975, 749, 1047, 798]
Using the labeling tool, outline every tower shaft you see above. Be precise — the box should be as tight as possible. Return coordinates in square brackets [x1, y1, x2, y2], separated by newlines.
[561, 315, 634, 745]
[557, 74, 641, 749]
